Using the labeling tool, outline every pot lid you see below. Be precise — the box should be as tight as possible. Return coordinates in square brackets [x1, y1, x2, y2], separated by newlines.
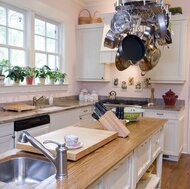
[165, 89, 176, 96]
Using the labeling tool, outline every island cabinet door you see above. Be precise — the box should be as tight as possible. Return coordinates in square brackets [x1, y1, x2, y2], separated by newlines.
[103, 153, 133, 189]
[151, 128, 163, 161]
[133, 138, 152, 183]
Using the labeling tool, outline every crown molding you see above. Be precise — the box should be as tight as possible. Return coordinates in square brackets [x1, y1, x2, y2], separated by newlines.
[73, 0, 114, 7]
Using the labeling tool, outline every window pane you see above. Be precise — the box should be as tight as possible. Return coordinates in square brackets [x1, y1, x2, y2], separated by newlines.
[0, 6, 6, 26]
[47, 23, 57, 38]
[47, 38, 56, 53]
[8, 29, 23, 47]
[35, 35, 45, 51]
[0, 26, 6, 44]
[8, 10, 24, 30]
[48, 55, 59, 69]
[10, 49, 25, 66]
[35, 53, 47, 68]
[35, 19, 45, 36]
[0, 47, 8, 60]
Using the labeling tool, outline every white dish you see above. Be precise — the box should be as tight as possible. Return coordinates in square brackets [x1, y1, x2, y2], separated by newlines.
[66, 142, 83, 150]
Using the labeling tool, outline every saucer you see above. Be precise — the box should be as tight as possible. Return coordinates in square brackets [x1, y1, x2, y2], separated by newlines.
[66, 142, 83, 150]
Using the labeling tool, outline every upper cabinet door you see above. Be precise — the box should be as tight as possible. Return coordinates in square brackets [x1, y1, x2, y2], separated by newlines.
[147, 14, 190, 84]
[76, 23, 106, 81]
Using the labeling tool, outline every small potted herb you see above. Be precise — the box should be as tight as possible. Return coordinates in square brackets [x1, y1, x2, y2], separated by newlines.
[47, 68, 59, 84]
[57, 72, 67, 84]
[35, 65, 51, 84]
[5, 66, 25, 84]
[0, 59, 9, 85]
[23, 66, 37, 85]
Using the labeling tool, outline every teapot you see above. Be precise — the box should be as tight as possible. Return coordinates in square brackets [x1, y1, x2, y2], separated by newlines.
[162, 89, 178, 106]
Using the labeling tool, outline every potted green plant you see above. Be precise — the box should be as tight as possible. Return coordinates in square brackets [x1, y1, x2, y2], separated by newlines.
[57, 71, 67, 84]
[35, 65, 51, 84]
[47, 68, 59, 84]
[0, 59, 9, 85]
[5, 66, 25, 84]
[23, 66, 37, 85]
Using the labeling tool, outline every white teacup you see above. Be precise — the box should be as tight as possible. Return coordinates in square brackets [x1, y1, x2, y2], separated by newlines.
[64, 134, 79, 146]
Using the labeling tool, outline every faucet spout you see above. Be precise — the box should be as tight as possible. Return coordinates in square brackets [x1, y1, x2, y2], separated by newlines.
[33, 95, 46, 106]
[18, 131, 68, 180]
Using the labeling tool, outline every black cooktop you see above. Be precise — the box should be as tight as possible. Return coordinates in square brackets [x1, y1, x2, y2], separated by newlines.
[99, 99, 148, 106]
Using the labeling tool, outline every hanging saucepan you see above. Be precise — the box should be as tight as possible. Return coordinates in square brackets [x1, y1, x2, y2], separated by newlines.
[110, 10, 131, 34]
[142, 25, 154, 46]
[104, 30, 120, 49]
[155, 13, 167, 39]
[139, 43, 161, 76]
[118, 34, 145, 62]
[115, 50, 131, 71]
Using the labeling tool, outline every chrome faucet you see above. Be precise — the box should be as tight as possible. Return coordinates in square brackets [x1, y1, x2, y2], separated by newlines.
[18, 131, 68, 180]
[33, 95, 46, 106]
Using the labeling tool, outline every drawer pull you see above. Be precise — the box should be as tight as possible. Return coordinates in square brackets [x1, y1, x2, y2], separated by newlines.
[157, 113, 164, 116]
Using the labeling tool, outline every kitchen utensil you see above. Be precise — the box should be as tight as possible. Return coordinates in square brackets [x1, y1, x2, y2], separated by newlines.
[162, 89, 178, 106]
[109, 90, 117, 100]
[115, 50, 131, 71]
[91, 112, 99, 120]
[118, 34, 145, 61]
[3, 104, 36, 112]
[110, 10, 131, 34]
[104, 30, 119, 49]
[139, 43, 161, 76]
[155, 13, 167, 39]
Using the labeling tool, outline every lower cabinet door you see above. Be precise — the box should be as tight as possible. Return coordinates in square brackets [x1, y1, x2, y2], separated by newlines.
[134, 138, 151, 182]
[0, 135, 14, 153]
[104, 154, 132, 189]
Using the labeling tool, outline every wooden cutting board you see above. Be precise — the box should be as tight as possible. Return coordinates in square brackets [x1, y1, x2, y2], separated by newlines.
[3, 104, 36, 112]
[16, 126, 118, 161]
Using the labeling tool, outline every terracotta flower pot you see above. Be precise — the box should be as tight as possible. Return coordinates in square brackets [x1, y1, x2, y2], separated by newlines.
[26, 77, 33, 85]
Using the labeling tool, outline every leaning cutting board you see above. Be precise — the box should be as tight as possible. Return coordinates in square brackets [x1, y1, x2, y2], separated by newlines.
[16, 126, 118, 161]
[3, 104, 36, 112]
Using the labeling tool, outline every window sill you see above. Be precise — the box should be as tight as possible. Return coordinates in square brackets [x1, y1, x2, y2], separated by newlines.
[0, 83, 69, 94]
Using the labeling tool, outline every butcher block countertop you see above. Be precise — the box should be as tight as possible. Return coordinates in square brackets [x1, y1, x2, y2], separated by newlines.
[0, 117, 167, 189]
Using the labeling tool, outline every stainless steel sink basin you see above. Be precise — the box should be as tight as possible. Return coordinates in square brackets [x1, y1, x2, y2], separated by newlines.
[38, 106, 65, 111]
[0, 156, 56, 186]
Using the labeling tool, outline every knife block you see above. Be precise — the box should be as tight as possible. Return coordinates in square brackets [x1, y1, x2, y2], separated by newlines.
[99, 110, 130, 137]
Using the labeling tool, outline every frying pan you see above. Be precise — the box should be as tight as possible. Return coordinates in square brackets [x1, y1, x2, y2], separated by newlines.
[118, 34, 145, 62]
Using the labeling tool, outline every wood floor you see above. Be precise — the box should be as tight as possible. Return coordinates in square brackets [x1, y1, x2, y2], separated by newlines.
[161, 154, 190, 189]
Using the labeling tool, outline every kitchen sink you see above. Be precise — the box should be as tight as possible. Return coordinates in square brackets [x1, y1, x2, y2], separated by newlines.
[38, 106, 65, 111]
[0, 156, 56, 186]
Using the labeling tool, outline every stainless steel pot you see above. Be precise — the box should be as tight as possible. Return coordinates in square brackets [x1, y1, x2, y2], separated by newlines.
[139, 43, 161, 76]
[104, 30, 120, 49]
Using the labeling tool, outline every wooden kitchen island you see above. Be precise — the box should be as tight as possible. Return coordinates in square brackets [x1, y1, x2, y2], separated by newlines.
[0, 117, 167, 189]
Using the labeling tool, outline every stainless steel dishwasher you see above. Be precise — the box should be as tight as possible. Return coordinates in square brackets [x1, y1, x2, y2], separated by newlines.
[14, 115, 50, 147]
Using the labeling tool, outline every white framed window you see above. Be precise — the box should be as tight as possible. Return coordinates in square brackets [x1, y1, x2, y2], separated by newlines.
[0, 3, 27, 67]
[0, 1, 66, 86]
[34, 16, 61, 70]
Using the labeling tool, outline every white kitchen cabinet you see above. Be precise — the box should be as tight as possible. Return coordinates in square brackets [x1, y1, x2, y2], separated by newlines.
[143, 108, 184, 161]
[76, 23, 108, 81]
[134, 138, 152, 182]
[147, 14, 190, 83]
[104, 153, 132, 189]
[78, 106, 93, 126]
[50, 106, 94, 131]
[88, 126, 164, 189]
[0, 122, 14, 153]
[49, 109, 79, 132]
